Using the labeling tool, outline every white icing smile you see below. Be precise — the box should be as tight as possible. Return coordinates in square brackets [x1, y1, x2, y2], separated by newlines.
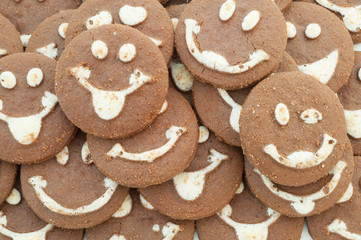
[184, 19, 270, 74]
[254, 160, 347, 215]
[344, 109, 361, 139]
[298, 50, 339, 85]
[217, 205, 281, 240]
[112, 194, 132, 218]
[28, 176, 118, 216]
[36, 43, 58, 59]
[173, 149, 229, 201]
[0, 91, 58, 145]
[217, 89, 242, 133]
[70, 65, 152, 120]
[328, 219, 361, 240]
[107, 126, 187, 163]
[337, 183, 354, 203]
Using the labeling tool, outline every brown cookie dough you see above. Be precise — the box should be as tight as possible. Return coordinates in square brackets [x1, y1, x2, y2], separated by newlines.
[175, 0, 287, 90]
[86, 190, 195, 240]
[0, 13, 23, 58]
[193, 53, 297, 147]
[0, 53, 77, 164]
[65, 0, 174, 65]
[166, 3, 187, 32]
[338, 50, 361, 155]
[26, 10, 75, 60]
[273, 0, 292, 11]
[245, 142, 354, 218]
[284, 2, 354, 92]
[306, 156, 361, 239]
[0, 0, 82, 47]
[0, 180, 83, 240]
[20, 133, 130, 229]
[139, 128, 244, 220]
[240, 72, 349, 186]
[196, 182, 304, 240]
[87, 88, 199, 188]
[56, 24, 168, 139]
[0, 162, 16, 206]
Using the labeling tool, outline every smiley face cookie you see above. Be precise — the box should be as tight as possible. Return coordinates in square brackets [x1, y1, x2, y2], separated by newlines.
[175, 0, 287, 90]
[284, 2, 354, 92]
[306, 156, 361, 239]
[196, 181, 304, 240]
[26, 10, 75, 60]
[0, 53, 77, 164]
[56, 24, 168, 139]
[86, 190, 195, 240]
[21, 133, 129, 229]
[65, 0, 174, 64]
[240, 72, 349, 186]
[87, 88, 199, 188]
[0, 13, 23, 58]
[138, 127, 244, 220]
[0, 162, 16, 206]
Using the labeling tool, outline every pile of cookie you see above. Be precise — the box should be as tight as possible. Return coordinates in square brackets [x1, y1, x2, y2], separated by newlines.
[0, 0, 359, 239]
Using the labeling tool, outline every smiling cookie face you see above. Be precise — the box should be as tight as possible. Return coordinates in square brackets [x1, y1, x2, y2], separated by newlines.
[240, 72, 349, 186]
[56, 24, 168, 139]
[0, 53, 76, 164]
[175, 0, 287, 90]
[284, 2, 354, 92]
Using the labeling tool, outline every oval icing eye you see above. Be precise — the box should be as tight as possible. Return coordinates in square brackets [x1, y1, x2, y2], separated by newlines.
[91, 40, 109, 59]
[286, 22, 297, 39]
[119, 5, 147, 26]
[82, 141, 93, 165]
[305, 23, 321, 39]
[0, 71, 16, 89]
[58, 22, 68, 39]
[219, 0, 236, 22]
[358, 68, 361, 81]
[86, 11, 113, 30]
[118, 44, 136, 63]
[275, 103, 290, 126]
[300, 109, 322, 124]
[27, 68, 43, 87]
[242, 10, 261, 32]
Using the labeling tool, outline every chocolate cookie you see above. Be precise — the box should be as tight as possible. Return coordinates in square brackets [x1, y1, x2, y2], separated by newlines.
[245, 141, 354, 217]
[87, 88, 199, 188]
[175, 0, 287, 90]
[284, 2, 354, 92]
[0, 0, 82, 47]
[26, 10, 75, 60]
[196, 181, 304, 240]
[338, 50, 361, 155]
[21, 133, 129, 229]
[56, 24, 168, 139]
[0, 53, 76, 164]
[86, 190, 195, 239]
[306, 156, 361, 239]
[0, 162, 16, 206]
[139, 127, 244, 220]
[193, 53, 297, 147]
[0, 180, 83, 240]
[0, 13, 23, 58]
[65, 0, 174, 64]
[240, 72, 349, 186]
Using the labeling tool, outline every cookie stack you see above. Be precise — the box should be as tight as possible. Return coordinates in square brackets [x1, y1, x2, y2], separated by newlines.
[0, 0, 359, 239]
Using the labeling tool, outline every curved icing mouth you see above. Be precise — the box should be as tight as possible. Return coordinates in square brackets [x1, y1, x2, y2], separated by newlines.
[264, 133, 337, 169]
[327, 219, 361, 239]
[344, 109, 361, 139]
[184, 19, 270, 74]
[0, 91, 58, 145]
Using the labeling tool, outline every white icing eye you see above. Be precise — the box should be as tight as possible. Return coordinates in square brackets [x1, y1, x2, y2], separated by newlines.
[171, 18, 179, 32]
[153, 224, 160, 232]
[219, 0, 236, 22]
[358, 68, 361, 81]
[305, 23, 321, 39]
[275, 103, 290, 126]
[6, 188, 21, 205]
[56, 146, 69, 166]
[118, 44, 136, 63]
[170, 61, 194, 92]
[159, 100, 168, 114]
[286, 22, 297, 39]
[91, 40, 109, 59]
[242, 10, 261, 32]
[81, 141, 93, 165]
[198, 126, 209, 143]
[300, 109, 322, 124]
[119, 5, 147, 26]
[0, 71, 16, 89]
[86, 11, 113, 30]
[27, 68, 43, 87]
[0, 49, 8, 57]
[58, 22, 68, 39]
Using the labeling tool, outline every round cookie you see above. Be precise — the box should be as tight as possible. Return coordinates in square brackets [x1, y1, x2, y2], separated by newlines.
[0, 53, 76, 164]
[240, 72, 349, 186]
[86, 190, 195, 239]
[56, 24, 168, 139]
[0, 13, 23, 58]
[0, 0, 82, 47]
[284, 2, 354, 92]
[338, 50, 361, 155]
[0, 162, 16, 206]
[245, 141, 354, 218]
[196, 181, 304, 240]
[65, 0, 174, 64]
[306, 156, 361, 239]
[0, 180, 83, 240]
[139, 127, 244, 220]
[26, 10, 75, 60]
[193, 53, 297, 147]
[175, 0, 287, 90]
[88, 88, 199, 188]
[21, 133, 129, 229]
